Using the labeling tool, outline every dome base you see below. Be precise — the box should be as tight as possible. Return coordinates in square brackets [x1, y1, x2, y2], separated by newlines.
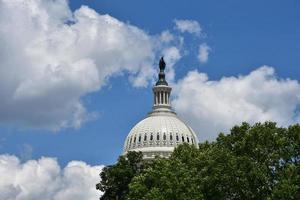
[125, 147, 174, 159]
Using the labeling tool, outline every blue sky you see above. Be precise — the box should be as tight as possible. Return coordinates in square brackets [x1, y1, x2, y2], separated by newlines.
[68, 0, 300, 79]
[0, 0, 300, 186]
[1, 1, 300, 199]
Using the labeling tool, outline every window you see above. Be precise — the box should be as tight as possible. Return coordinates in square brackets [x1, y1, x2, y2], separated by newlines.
[128, 140, 131, 147]
[187, 137, 190, 143]
[176, 134, 179, 141]
[163, 133, 166, 140]
[170, 133, 173, 140]
[138, 135, 141, 142]
[182, 136, 185, 142]
[144, 134, 147, 141]
[157, 133, 160, 140]
[134, 136, 136, 143]
[150, 134, 153, 141]
[191, 138, 194, 144]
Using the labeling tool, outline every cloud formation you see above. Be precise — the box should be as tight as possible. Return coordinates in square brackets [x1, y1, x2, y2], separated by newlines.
[162, 46, 182, 83]
[198, 43, 211, 63]
[173, 66, 300, 141]
[0, 154, 103, 200]
[0, 0, 157, 130]
[0, 0, 211, 131]
[174, 19, 202, 35]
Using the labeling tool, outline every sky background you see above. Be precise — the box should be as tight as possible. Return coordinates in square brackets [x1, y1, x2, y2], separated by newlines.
[0, 1, 300, 199]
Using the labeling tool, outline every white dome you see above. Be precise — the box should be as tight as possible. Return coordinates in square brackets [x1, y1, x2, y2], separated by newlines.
[123, 111, 198, 159]
[123, 57, 199, 159]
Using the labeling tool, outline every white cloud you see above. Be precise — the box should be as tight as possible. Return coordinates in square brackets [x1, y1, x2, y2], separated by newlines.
[173, 66, 300, 141]
[162, 46, 182, 83]
[198, 43, 211, 63]
[160, 30, 174, 43]
[0, 0, 159, 130]
[0, 154, 103, 200]
[174, 19, 202, 35]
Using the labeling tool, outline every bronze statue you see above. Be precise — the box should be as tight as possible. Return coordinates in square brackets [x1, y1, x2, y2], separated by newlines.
[156, 57, 168, 86]
[159, 57, 166, 71]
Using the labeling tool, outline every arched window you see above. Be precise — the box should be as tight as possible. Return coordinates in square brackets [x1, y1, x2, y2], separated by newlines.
[138, 135, 141, 142]
[182, 136, 185, 142]
[191, 138, 194, 144]
[144, 134, 147, 141]
[176, 134, 179, 141]
[170, 133, 173, 140]
[187, 137, 190, 143]
[134, 136, 136, 143]
[157, 133, 160, 140]
[163, 133, 166, 140]
[150, 134, 153, 141]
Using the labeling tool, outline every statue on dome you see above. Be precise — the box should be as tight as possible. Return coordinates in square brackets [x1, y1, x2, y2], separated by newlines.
[156, 57, 168, 86]
[159, 57, 166, 71]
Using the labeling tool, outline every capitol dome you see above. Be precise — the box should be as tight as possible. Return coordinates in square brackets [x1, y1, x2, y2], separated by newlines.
[123, 57, 199, 159]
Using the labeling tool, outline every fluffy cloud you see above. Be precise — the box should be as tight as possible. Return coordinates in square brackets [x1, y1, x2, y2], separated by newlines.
[173, 66, 300, 141]
[0, 0, 158, 130]
[162, 46, 182, 83]
[0, 154, 103, 200]
[174, 19, 202, 35]
[159, 30, 174, 43]
[198, 43, 211, 63]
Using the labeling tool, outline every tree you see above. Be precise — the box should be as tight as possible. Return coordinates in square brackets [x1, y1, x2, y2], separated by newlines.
[126, 144, 204, 200]
[97, 122, 300, 200]
[96, 151, 145, 200]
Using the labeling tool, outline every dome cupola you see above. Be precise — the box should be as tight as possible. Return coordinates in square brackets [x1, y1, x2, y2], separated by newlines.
[123, 57, 198, 159]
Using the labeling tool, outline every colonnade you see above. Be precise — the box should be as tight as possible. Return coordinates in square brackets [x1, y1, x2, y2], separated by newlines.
[154, 90, 170, 105]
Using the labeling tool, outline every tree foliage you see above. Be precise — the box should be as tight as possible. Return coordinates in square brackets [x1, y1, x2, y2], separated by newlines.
[96, 151, 145, 200]
[97, 122, 300, 200]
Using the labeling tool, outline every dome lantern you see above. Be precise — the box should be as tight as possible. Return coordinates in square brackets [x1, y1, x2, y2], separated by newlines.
[152, 57, 173, 113]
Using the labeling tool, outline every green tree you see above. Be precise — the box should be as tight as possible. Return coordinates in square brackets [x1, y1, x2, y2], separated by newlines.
[96, 151, 145, 200]
[98, 122, 300, 200]
[126, 144, 204, 200]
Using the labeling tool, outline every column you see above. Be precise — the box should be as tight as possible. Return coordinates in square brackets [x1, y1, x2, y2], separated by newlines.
[158, 91, 160, 104]
[166, 92, 169, 104]
[166, 91, 168, 104]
